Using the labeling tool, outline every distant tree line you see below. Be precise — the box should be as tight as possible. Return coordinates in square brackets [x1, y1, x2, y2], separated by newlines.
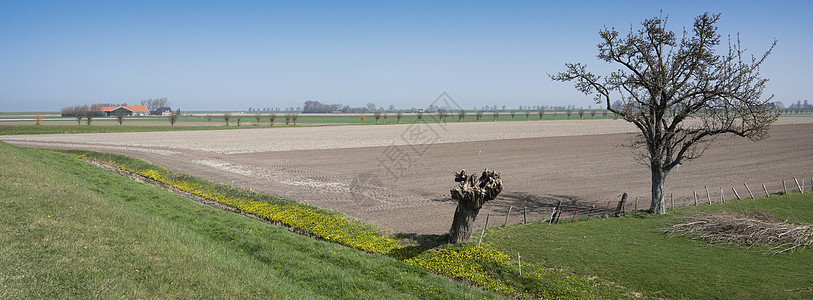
[61, 102, 127, 117]
[140, 97, 170, 111]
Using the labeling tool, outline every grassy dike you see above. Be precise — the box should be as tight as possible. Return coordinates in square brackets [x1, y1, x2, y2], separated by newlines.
[486, 193, 813, 299]
[53, 148, 626, 299]
[0, 141, 500, 299]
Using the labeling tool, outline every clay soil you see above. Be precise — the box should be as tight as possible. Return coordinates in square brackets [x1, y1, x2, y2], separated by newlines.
[3, 118, 813, 236]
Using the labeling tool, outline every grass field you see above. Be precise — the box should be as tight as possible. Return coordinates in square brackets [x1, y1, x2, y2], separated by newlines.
[0, 141, 500, 299]
[486, 193, 813, 299]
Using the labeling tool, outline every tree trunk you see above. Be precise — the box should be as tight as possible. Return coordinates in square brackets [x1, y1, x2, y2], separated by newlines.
[448, 169, 503, 244]
[449, 203, 480, 243]
[650, 166, 666, 214]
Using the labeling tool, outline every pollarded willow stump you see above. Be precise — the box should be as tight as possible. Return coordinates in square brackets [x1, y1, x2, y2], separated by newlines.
[448, 169, 503, 244]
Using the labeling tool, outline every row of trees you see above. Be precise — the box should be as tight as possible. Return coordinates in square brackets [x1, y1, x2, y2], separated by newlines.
[140, 97, 170, 111]
[61, 103, 127, 117]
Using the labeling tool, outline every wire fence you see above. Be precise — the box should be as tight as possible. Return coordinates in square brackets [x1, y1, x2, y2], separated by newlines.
[482, 175, 812, 229]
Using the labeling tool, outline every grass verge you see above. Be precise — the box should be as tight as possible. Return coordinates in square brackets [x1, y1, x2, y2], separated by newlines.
[0, 141, 500, 299]
[486, 193, 813, 299]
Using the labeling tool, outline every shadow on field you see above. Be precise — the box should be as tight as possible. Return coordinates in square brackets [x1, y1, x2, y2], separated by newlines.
[389, 233, 449, 260]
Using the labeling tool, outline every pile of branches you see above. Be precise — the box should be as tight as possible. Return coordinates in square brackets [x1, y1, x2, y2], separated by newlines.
[665, 212, 812, 255]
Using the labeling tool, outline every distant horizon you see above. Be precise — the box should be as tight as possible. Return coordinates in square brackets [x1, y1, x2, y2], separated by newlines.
[2, 1, 811, 112]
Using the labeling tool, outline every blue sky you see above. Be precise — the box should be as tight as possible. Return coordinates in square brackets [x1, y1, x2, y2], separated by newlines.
[1, 0, 810, 111]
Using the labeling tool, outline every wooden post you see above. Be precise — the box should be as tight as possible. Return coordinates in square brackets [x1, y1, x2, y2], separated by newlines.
[477, 214, 490, 248]
[763, 184, 770, 198]
[523, 206, 527, 224]
[705, 186, 711, 204]
[721, 188, 725, 204]
[783, 180, 787, 194]
[504, 205, 512, 227]
[634, 197, 638, 212]
[744, 183, 755, 199]
[615, 193, 628, 217]
[670, 193, 674, 209]
[732, 187, 742, 200]
[694, 191, 698, 206]
[794, 177, 803, 193]
[552, 200, 562, 224]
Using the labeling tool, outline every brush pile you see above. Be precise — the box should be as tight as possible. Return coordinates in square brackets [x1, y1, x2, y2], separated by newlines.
[665, 211, 813, 255]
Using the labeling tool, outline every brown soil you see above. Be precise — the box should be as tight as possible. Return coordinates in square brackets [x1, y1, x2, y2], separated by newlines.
[3, 120, 812, 236]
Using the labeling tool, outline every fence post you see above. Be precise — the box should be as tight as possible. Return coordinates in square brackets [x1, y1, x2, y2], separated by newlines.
[694, 191, 698, 206]
[763, 184, 770, 198]
[794, 177, 803, 193]
[744, 183, 755, 199]
[518, 253, 522, 276]
[669, 193, 675, 209]
[478, 214, 490, 248]
[721, 188, 725, 204]
[634, 197, 638, 213]
[732, 187, 742, 200]
[523, 206, 527, 225]
[783, 180, 787, 194]
[504, 206, 512, 227]
[705, 186, 711, 204]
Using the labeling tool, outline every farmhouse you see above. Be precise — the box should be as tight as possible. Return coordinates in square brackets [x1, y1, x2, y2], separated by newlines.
[96, 106, 151, 116]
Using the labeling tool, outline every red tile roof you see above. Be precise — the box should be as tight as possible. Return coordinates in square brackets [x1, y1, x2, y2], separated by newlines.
[122, 106, 150, 113]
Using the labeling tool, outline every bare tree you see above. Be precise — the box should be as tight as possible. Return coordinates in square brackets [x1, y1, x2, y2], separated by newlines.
[396, 110, 403, 123]
[237, 117, 242, 126]
[223, 112, 232, 126]
[255, 113, 262, 125]
[525, 110, 531, 120]
[206, 114, 212, 125]
[116, 110, 126, 125]
[578, 108, 585, 119]
[538, 109, 545, 120]
[85, 109, 93, 125]
[458, 110, 466, 122]
[448, 169, 503, 244]
[510, 110, 516, 120]
[566, 109, 572, 119]
[476, 110, 483, 121]
[416, 111, 422, 121]
[382, 112, 388, 123]
[590, 109, 597, 118]
[169, 109, 180, 126]
[492, 111, 499, 121]
[34, 114, 43, 125]
[269, 113, 276, 126]
[359, 113, 366, 123]
[551, 13, 778, 214]
[285, 113, 291, 125]
[374, 110, 382, 124]
[292, 113, 299, 125]
[602, 110, 609, 118]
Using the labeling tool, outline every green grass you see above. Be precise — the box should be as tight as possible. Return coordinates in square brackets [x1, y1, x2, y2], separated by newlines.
[0, 141, 500, 299]
[486, 194, 813, 299]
